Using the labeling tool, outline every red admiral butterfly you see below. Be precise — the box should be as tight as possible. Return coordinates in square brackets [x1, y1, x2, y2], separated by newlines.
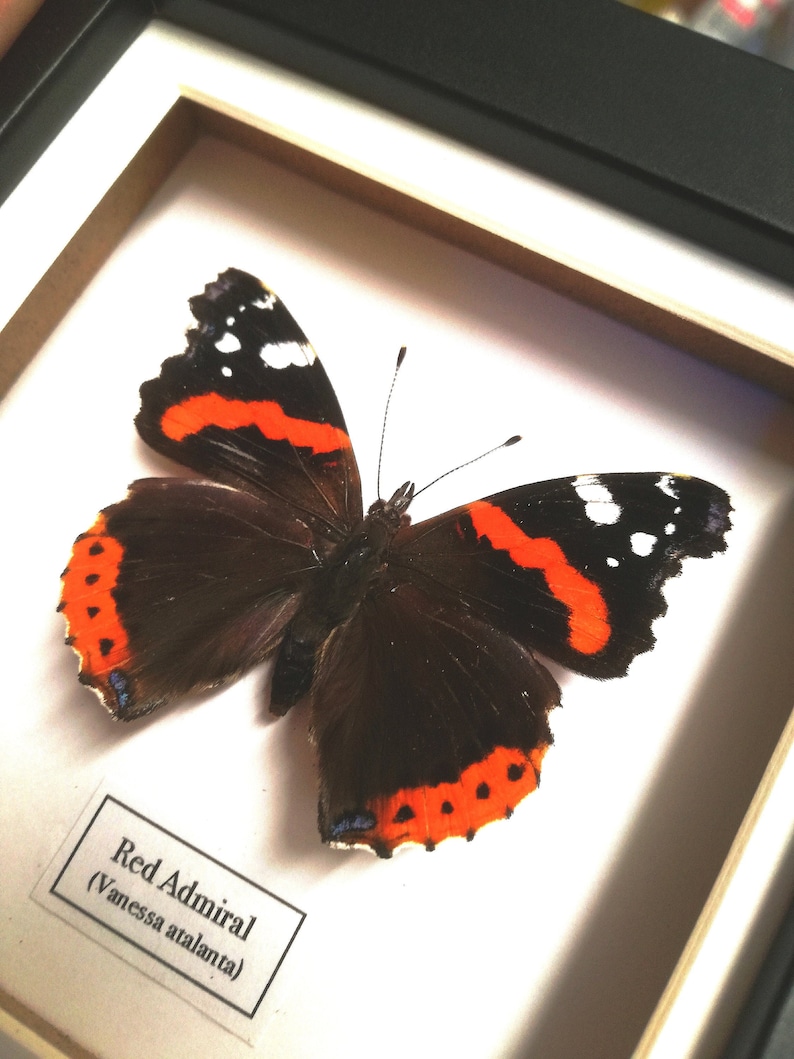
[59, 269, 731, 858]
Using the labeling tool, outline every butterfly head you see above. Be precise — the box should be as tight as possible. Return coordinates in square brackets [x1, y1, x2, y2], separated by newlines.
[367, 481, 415, 531]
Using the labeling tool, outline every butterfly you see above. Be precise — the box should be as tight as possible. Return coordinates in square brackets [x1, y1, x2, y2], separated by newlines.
[59, 268, 732, 857]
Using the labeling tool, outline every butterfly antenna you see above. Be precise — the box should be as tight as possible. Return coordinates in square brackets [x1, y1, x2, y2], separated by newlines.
[413, 435, 522, 498]
[377, 345, 407, 499]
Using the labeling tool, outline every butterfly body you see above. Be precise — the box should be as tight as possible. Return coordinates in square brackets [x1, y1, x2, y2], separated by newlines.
[59, 269, 732, 857]
[271, 482, 414, 713]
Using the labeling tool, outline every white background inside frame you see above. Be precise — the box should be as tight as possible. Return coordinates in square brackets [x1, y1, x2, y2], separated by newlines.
[1, 134, 793, 1059]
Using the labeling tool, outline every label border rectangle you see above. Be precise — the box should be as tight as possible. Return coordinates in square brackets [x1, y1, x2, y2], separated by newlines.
[49, 794, 306, 1018]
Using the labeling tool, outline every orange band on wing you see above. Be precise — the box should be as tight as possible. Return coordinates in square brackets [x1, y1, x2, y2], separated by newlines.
[160, 394, 351, 454]
[467, 499, 610, 654]
[59, 514, 130, 684]
[332, 744, 549, 856]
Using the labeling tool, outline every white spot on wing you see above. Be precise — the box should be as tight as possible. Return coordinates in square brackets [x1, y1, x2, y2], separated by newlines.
[630, 532, 657, 557]
[657, 474, 678, 498]
[665, 522, 676, 535]
[253, 294, 276, 311]
[260, 341, 316, 369]
[606, 556, 619, 568]
[573, 474, 621, 525]
[215, 332, 241, 353]
[221, 365, 233, 377]
[226, 315, 235, 326]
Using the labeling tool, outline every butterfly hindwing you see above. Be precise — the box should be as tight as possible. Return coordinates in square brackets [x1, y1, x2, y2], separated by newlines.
[135, 268, 363, 541]
[310, 579, 558, 857]
[59, 478, 321, 719]
[391, 472, 731, 679]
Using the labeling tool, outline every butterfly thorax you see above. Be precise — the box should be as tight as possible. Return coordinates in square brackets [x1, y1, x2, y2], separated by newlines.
[269, 482, 414, 714]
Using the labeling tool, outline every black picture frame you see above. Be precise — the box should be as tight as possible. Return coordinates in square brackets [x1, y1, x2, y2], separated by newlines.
[724, 889, 794, 1059]
[1, 0, 793, 284]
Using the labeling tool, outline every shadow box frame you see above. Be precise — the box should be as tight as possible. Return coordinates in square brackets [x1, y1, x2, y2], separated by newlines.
[2, 0, 794, 289]
[0, 7, 793, 1059]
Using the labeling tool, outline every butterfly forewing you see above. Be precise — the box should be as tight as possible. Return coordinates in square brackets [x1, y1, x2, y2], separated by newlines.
[390, 472, 731, 679]
[135, 268, 363, 541]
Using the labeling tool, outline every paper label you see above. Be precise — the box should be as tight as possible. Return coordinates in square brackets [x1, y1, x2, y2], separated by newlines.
[35, 794, 305, 1034]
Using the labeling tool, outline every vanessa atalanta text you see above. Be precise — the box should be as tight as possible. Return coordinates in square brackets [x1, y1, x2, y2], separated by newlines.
[59, 269, 732, 857]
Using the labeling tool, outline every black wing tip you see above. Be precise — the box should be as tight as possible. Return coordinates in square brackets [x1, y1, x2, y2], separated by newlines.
[185, 272, 259, 351]
[138, 267, 309, 418]
[188, 268, 265, 316]
[678, 477, 732, 548]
